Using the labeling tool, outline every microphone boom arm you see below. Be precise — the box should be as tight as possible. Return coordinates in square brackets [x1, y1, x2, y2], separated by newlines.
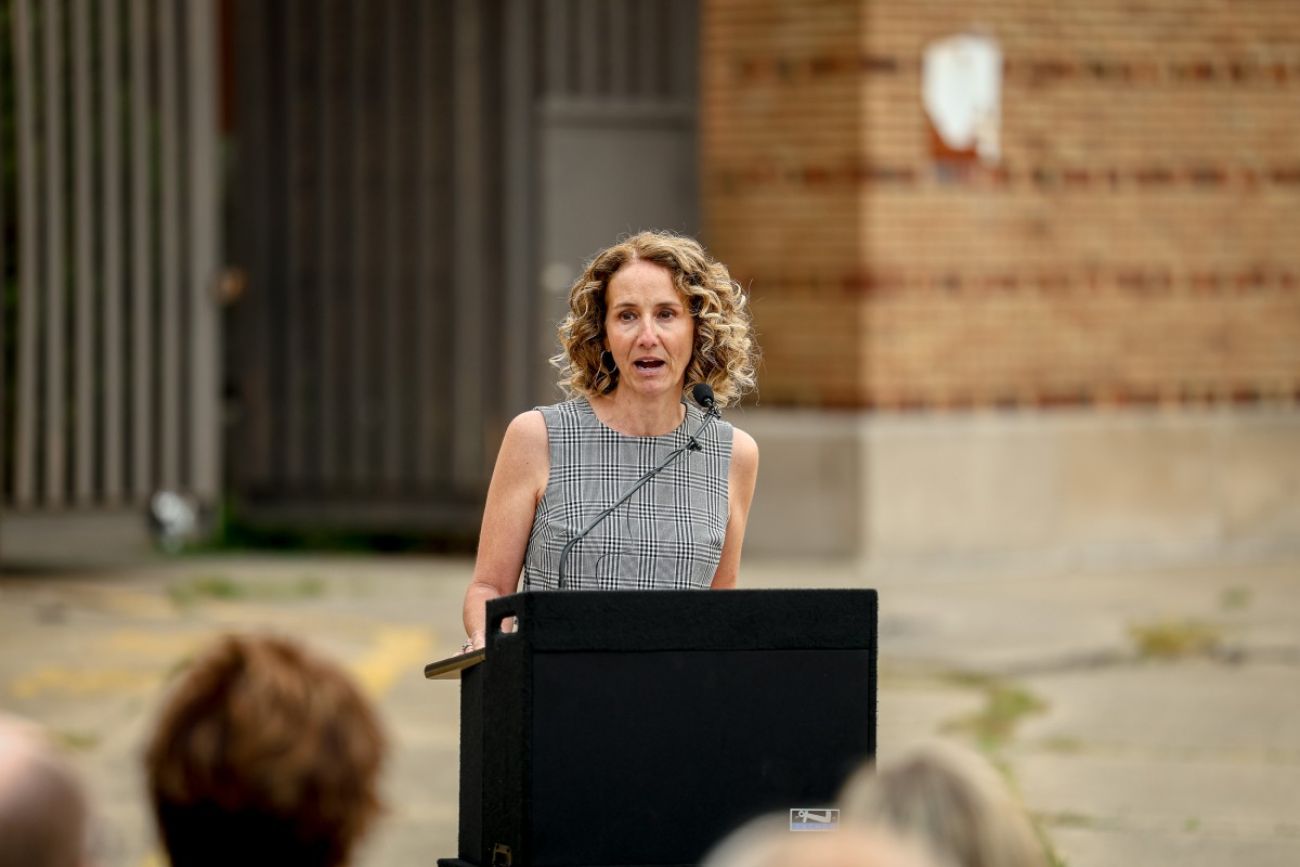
[556, 405, 720, 589]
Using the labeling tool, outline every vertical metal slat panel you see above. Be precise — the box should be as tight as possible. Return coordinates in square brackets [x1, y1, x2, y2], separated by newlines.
[670, 0, 697, 102]
[0, 0, 6, 502]
[636, 0, 659, 98]
[12, 0, 39, 507]
[157, 0, 181, 490]
[231, 0, 272, 489]
[382, 0, 403, 488]
[502, 0, 535, 416]
[576, 0, 599, 97]
[283, 0, 305, 484]
[348, 0, 371, 485]
[317, 0, 339, 488]
[452, 0, 485, 487]
[401, 0, 422, 492]
[627, 0, 645, 96]
[5, 0, 222, 515]
[186, 0, 219, 498]
[608, 0, 629, 97]
[262, 4, 287, 492]
[296, 2, 322, 487]
[424, 0, 457, 491]
[404, 0, 424, 490]
[43, 0, 67, 506]
[73, 0, 95, 504]
[129, 0, 152, 501]
[544, 0, 567, 97]
[413, 0, 437, 486]
[101, 0, 124, 503]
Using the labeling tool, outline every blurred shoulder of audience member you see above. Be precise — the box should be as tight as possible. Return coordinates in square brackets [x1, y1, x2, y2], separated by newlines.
[839, 739, 1047, 867]
[145, 633, 387, 867]
[702, 814, 940, 867]
[0, 713, 90, 867]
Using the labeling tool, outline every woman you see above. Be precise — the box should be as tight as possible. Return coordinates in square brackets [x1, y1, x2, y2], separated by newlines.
[460, 231, 760, 651]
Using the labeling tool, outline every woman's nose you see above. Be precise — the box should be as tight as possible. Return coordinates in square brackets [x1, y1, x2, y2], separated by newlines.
[636, 320, 658, 345]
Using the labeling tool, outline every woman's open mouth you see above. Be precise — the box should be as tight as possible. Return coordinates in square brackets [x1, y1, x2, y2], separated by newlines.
[633, 358, 666, 371]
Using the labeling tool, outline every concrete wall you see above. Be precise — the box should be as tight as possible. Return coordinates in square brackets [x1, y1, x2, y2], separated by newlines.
[0, 510, 156, 570]
[736, 406, 1300, 568]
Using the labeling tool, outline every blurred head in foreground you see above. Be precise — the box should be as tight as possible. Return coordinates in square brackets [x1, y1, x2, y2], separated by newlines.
[145, 633, 387, 867]
[0, 714, 90, 867]
[702, 815, 938, 867]
[840, 740, 1046, 867]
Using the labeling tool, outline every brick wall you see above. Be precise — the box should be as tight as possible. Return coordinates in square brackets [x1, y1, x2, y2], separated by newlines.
[702, 0, 1300, 409]
[701, 0, 865, 406]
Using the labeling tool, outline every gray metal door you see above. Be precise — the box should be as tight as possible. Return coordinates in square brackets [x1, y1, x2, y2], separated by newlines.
[534, 0, 700, 398]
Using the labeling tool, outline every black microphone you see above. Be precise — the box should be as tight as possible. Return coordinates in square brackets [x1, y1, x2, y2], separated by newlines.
[556, 386, 722, 589]
[692, 382, 718, 414]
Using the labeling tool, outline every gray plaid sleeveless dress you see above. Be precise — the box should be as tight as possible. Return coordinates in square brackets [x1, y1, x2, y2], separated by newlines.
[521, 397, 734, 591]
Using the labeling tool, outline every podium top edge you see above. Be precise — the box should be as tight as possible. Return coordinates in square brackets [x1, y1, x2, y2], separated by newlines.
[486, 588, 877, 611]
[494, 588, 877, 597]
[488, 588, 878, 606]
[481, 588, 878, 653]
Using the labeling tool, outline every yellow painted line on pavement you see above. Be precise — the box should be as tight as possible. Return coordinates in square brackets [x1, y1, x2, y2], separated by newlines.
[9, 667, 158, 700]
[106, 630, 206, 656]
[8, 630, 206, 700]
[347, 626, 437, 698]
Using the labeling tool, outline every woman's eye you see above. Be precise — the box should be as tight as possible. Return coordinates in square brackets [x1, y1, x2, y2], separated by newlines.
[619, 311, 636, 322]
[658, 309, 676, 320]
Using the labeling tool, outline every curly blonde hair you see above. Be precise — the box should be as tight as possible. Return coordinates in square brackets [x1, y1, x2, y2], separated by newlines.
[552, 231, 758, 408]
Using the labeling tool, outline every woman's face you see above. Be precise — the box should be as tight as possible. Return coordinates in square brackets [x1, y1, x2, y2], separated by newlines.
[603, 260, 696, 400]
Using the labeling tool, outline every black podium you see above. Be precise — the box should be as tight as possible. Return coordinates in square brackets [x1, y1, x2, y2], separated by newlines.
[427, 589, 877, 867]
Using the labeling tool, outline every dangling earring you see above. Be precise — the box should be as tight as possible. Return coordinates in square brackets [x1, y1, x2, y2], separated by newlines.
[599, 350, 618, 391]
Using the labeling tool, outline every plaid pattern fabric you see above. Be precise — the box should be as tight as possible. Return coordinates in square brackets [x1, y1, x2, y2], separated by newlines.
[522, 398, 734, 591]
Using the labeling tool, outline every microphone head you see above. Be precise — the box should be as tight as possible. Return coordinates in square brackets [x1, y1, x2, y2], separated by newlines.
[691, 383, 716, 410]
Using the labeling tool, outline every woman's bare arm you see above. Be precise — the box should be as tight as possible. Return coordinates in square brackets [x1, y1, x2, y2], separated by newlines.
[461, 411, 549, 648]
[711, 428, 759, 589]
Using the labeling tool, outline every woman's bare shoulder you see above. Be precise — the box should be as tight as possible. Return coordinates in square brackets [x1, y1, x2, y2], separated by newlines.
[730, 426, 759, 471]
[495, 410, 549, 491]
[505, 409, 548, 446]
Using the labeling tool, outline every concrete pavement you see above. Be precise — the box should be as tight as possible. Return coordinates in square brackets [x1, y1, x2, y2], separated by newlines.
[1, 554, 1297, 866]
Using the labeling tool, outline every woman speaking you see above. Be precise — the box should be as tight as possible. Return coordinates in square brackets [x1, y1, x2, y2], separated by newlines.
[460, 231, 760, 652]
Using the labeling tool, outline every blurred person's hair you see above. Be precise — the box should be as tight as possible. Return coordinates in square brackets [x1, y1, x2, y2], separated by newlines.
[839, 740, 1046, 867]
[702, 813, 939, 867]
[145, 633, 387, 867]
[0, 714, 90, 867]
[553, 230, 759, 407]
